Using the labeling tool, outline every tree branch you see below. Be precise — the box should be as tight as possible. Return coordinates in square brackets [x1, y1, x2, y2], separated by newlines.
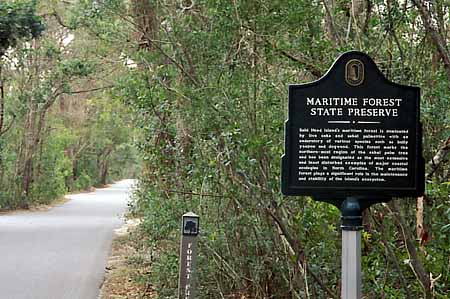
[266, 207, 338, 299]
[387, 201, 431, 298]
[239, 24, 323, 79]
[55, 85, 115, 98]
[165, 189, 224, 198]
[371, 211, 413, 299]
[50, 11, 76, 30]
[277, 49, 322, 79]
[426, 136, 450, 179]
[412, 0, 450, 82]
[0, 114, 16, 137]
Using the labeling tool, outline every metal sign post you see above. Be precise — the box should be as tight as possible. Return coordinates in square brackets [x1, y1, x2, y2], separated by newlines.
[341, 198, 363, 299]
[281, 51, 424, 199]
[280, 51, 425, 299]
[178, 212, 199, 299]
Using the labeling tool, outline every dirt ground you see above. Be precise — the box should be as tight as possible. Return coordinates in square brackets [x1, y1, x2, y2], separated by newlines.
[99, 219, 157, 299]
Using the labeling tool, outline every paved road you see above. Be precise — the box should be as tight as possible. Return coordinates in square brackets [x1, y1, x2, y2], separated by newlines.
[0, 179, 133, 299]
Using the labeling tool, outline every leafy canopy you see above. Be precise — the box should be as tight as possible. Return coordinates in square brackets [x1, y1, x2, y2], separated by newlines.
[0, 0, 45, 56]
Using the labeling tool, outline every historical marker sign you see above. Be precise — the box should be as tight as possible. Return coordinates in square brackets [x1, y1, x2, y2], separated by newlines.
[281, 51, 424, 201]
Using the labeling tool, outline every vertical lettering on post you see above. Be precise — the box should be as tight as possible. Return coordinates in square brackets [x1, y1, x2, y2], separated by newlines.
[178, 212, 199, 299]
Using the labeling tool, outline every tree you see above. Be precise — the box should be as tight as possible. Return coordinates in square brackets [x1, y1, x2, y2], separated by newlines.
[31, 0, 450, 297]
[0, 0, 137, 209]
[0, 0, 44, 136]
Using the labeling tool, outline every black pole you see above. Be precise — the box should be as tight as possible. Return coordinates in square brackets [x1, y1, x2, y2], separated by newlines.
[341, 197, 363, 231]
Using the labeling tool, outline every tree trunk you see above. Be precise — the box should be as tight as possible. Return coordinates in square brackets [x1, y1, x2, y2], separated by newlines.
[0, 64, 4, 135]
[416, 196, 424, 240]
[131, 0, 158, 51]
[412, 0, 450, 82]
[100, 161, 108, 185]
[0, 64, 4, 183]
[322, 0, 341, 46]
[22, 158, 33, 199]
[351, 0, 370, 32]
[388, 201, 432, 298]
[21, 102, 37, 197]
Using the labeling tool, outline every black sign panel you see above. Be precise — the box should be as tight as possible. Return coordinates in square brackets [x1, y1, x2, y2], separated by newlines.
[281, 51, 424, 200]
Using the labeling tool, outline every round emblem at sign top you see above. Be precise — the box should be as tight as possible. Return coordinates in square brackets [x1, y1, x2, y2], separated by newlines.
[345, 59, 365, 86]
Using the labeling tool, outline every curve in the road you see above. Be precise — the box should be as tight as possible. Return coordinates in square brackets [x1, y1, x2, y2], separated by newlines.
[0, 179, 133, 299]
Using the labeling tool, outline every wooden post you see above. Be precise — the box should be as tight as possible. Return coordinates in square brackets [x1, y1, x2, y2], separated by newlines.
[178, 212, 199, 299]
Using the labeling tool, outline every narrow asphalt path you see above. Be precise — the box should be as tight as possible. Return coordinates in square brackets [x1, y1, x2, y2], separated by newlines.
[0, 179, 133, 299]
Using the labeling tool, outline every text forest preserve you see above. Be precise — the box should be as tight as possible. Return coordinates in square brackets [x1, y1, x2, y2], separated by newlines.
[281, 51, 424, 198]
[306, 97, 403, 117]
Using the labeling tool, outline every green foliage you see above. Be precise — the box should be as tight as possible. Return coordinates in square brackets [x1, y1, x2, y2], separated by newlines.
[0, 1, 139, 209]
[29, 129, 73, 203]
[1, 0, 447, 298]
[0, 0, 45, 55]
[95, 0, 450, 297]
[73, 173, 92, 190]
[58, 59, 94, 77]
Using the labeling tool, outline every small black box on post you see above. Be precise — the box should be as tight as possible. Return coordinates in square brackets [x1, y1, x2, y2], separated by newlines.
[182, 212, 199, 236]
